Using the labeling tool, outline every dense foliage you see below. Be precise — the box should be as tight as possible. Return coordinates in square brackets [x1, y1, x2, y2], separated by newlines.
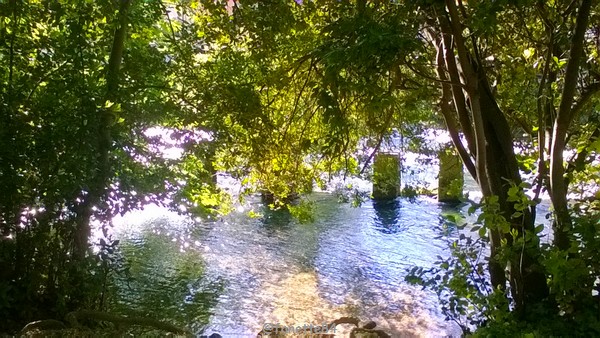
[1, 0, 599, 335]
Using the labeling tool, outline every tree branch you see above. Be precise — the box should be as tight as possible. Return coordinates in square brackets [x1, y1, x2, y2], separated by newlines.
[533, 34, 555, 201]
[65, 310, 190, 335]
[443, 0, 489, 195]
[432, 33, 477, 180]
[403, 57, 467, 89]
[555, 1, 593, 129]
[571, 82, 600, 117]
[437, 9, 477, 156]
[566, 125, 600, 181]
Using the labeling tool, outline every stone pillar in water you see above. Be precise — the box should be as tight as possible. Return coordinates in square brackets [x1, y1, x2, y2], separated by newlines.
[372, 153, 401, 200]
[438, 147, 464, 203]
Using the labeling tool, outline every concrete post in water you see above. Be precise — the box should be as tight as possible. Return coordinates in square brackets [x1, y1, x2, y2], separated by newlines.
[438, 147, 464, 203]
[372, 153, 401, 200]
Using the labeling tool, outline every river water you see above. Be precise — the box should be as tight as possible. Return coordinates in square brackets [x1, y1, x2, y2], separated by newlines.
[106, 170, 552, 337]
[108, 193, 469, 337]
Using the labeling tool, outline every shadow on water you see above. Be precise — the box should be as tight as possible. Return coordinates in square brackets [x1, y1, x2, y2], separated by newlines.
[107, 217, 223, 334]
[438, 202, 468, 232]
[371, 199, 402, 234]
[259, 205, 295, 230]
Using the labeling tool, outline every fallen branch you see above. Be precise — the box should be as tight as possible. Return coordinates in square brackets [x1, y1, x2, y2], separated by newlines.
[65, 310, 190, 335]
[19, 320, 66, 336]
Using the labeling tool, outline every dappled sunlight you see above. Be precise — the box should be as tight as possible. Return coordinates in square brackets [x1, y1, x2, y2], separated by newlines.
[105, 194, 465, 336]
[92, 179, 557, 337]
[259, 272, 352, 334]
[257, 271, 453, 337]
[4, 0, 600, 336]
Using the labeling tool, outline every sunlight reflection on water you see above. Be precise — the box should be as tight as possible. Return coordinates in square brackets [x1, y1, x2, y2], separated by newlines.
[108, 194, 465, 337]
[103, 152, 553, 337]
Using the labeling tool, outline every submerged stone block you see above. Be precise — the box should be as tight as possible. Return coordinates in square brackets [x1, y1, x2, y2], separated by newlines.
[372, 153, 401, 200]
[438, 147, 464, 203]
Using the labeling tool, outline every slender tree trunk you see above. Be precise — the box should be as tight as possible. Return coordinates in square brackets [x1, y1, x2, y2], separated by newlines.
[73, 0, 131, 260]
[549, 0, 592, 251]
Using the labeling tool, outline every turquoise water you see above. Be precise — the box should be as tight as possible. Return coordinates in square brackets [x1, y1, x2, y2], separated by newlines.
[107, 176, 552, 337]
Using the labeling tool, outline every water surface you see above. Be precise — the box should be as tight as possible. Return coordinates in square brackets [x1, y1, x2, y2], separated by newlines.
[111, 193, 465, 337]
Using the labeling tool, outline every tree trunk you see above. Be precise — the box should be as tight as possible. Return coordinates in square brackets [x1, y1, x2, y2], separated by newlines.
[549, 0, 592, 251]
[73, 0, 131, 260]
[478, 75, 549, 312]
[431, 0, 549, 315]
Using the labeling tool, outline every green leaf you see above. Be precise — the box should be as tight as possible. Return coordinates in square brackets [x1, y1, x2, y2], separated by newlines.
[478, 226, 487, 238]
[534, 224, 544, 234]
